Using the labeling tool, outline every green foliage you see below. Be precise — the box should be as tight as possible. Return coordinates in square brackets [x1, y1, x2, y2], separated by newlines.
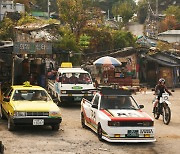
[156, 41, 171, 51]
[17, 13, 37, 25]
[112, 0, 136, 24]
[34, 0, 58, 12]
[54, 26, 79, 52]
[163, 5, 180, 22]
[82, 27, 113, 53]
[79, 34, 91, 49]
[112, 30, 136, 49]
[0, 18, 15, 40]
[57, 0, 102, 38]
[137, 0, 148, 24]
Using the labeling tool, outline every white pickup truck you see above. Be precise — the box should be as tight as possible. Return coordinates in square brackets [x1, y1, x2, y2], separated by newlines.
[48, 67, 96, 105]
[81, 88, 156, 142]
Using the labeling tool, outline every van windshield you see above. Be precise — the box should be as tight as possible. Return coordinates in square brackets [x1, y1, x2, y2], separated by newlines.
[61, 73, 92, 84]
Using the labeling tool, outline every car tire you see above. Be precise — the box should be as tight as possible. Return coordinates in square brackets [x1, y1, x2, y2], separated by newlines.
[81, 112, 87, 128]
[8, 116, 15, 131]
[52, 124, 60, 131]
[0, 141, 4, 154]
[0, 105, 6, 119]
[97, 123, 103, 141]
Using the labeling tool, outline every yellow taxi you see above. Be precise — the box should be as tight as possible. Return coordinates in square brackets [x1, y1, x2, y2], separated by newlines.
[0, 82, 62, 131]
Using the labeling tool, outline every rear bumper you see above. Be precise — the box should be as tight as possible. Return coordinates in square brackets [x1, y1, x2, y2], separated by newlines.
[12, 117, 62, 126]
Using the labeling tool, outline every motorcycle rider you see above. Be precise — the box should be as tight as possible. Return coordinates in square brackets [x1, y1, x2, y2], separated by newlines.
[153, 78, 172, 113]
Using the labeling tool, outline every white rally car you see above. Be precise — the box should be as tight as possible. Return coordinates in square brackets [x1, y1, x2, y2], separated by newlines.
[81, 88, 156, 142]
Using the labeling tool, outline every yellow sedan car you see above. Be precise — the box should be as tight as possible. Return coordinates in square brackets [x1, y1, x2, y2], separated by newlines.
[0, 82, 62, 131]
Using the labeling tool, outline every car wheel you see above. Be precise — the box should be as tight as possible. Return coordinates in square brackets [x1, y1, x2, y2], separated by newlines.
[81, 112, 87, 128]
[8, 116, 15, 131]
[153, 106, 160, 119]
[0, 105, 6, 119]
[162, 105, 171, 125]
[97, 123, 103, 141]
[52, 124, 60, 131]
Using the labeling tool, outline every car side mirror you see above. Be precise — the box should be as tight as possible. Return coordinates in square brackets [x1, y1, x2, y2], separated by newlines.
[139, 105, 144, 109]
[92, 104, 98, 109]
[3, 97, 10, 102]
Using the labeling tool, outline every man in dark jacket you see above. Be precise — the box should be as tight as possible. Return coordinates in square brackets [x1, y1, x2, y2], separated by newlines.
[153, 78, 172, 113]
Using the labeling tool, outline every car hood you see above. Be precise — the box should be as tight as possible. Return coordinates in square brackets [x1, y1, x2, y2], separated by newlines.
[12, 101, 59, 112]
[101, 109, 153, 121]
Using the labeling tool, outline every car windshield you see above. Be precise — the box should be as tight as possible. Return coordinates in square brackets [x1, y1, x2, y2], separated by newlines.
[61, 73, 92, 84]
[100, 95, 139, 110]
[12, 90, 51, 101]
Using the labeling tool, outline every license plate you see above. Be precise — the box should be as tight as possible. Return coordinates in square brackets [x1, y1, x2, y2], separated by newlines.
[74, 96, 82, 101]
[127, 130, 139, 137]
[33, 119, 44, 125]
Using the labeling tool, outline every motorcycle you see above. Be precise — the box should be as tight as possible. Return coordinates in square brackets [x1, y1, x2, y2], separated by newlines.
[152, 93, 171, 125]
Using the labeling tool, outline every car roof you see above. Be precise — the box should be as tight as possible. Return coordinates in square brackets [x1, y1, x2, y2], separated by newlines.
[58, 68, 88, 73]
[98, 87, 132, 96]
[12, 85, 45, 90]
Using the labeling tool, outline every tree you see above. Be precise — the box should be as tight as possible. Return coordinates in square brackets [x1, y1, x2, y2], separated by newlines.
[79, 34, 91, 50]
[34, 0, 58, 13]
[163, 5, 180, 22]
[112, 30, 136, 49]
[82, 27, 113, 53]
[17, 13, 37, 25]
[14, 0, 36, 12]
[0, 18, 14, 40]
[159, 15, 177, 32]
[57, 0, 102, 39]
[112, 0, 136, 25]
[137, 0, 148, 24]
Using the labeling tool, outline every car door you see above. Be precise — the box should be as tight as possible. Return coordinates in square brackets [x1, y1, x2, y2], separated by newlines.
[2, 88, 13, 114]
[90, 94, 100, 128]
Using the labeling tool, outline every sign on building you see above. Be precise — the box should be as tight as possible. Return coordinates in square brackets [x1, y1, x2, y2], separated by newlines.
[13, 42, 52, 54]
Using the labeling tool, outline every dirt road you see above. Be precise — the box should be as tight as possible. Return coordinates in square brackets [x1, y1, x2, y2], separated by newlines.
[0, 89, 180, 154]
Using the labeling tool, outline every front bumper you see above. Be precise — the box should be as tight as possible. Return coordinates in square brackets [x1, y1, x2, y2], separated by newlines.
[12, 117, 62, 126]
[102, 136, 156, 143]
[61, 95, 93, 102]
[101, 126, 156, 143]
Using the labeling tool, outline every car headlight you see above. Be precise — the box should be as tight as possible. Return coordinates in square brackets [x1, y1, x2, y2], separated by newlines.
[14, 111, 26, 117]
[49, 110, 61, 117]
[61, 90, 66, 94]
[108, 121, 121, 126]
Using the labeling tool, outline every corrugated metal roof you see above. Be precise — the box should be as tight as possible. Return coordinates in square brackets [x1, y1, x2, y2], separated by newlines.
[158, 30, 180, 35]
[144, 54, 180, 67]
[14, 23, 59, 32]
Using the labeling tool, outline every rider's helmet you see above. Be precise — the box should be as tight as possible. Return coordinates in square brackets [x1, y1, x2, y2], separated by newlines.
[159, 78, 165, 84]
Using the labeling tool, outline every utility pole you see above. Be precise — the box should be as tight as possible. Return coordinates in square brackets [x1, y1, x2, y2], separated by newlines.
[12, 55, 15, 86]
[0, 0, 2, 21]
[155, 0, 158, 38]
[107, 9, 110, 20]
[47, 0, 50, 18]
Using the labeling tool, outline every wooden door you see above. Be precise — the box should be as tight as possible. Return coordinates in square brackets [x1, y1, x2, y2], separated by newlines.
[159, 67, 173, 87]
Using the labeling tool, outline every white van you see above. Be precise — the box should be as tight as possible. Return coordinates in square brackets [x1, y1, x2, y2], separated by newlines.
[48, 67, 96, 104]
